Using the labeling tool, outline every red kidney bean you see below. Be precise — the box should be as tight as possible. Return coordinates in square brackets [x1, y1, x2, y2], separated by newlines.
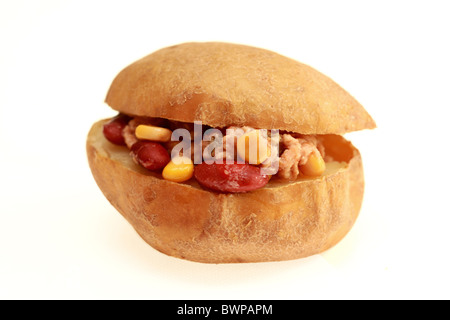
[194, 162, 270, 193]
[103, 114, 131, 146]
[131, 141, 170, 171]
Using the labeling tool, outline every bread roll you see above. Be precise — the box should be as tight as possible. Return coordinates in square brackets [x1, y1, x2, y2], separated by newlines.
[87, 42, 374, 263]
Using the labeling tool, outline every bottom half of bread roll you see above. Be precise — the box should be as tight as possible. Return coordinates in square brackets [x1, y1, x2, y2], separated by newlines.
[87, 120, 365, 263]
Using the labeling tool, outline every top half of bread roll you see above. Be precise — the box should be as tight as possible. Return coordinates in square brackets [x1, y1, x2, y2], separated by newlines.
[105, 42, 376, 135]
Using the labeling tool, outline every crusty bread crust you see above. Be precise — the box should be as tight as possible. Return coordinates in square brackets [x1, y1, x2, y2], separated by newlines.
[105, 42, 376, 135]
[87, 120, 365, 263]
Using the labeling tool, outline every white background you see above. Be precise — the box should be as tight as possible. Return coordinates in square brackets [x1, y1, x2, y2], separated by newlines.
[1, 0, 449, 300]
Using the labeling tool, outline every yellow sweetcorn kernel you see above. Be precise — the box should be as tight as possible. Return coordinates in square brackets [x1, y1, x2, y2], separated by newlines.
[300, 152, 326, 177]
[135, 125, 172, 142]
[162, 156, 194, 182]
[236, 130, 270, 165]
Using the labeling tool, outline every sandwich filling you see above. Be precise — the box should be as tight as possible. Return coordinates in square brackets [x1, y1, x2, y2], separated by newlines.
[103, 114, 333, 193]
